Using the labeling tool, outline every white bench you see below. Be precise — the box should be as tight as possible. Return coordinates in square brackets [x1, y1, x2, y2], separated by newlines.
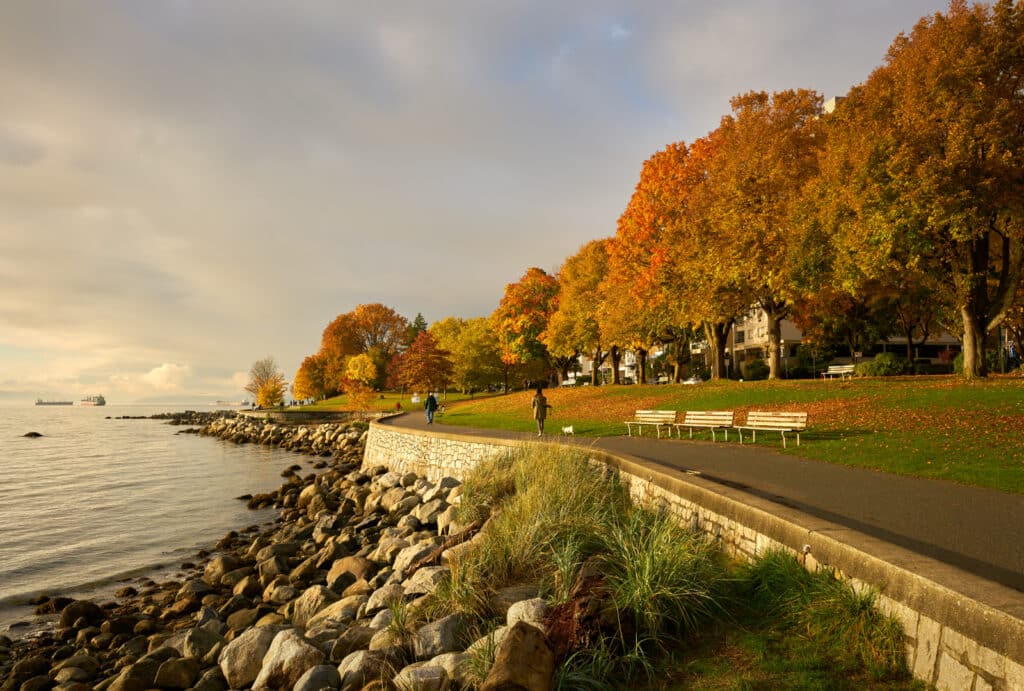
[624, 410, 677, 438]
[674, 410, 734, 442]
[822, 364, 856, 380]
[735, 411, 808, 448]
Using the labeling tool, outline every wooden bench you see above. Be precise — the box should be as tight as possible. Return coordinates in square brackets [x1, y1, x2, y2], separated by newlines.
[735, 411, 808, 448]
[674, 410, 734, 442]
[821, 364, 856, 380]
[624, 410, 677, 438]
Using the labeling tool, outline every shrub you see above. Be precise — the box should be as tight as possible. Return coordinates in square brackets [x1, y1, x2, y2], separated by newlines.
[854, 352, 908, 377]
[742, 358, 770, 380]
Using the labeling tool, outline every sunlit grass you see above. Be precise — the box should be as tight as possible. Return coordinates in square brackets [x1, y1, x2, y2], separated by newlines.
[425, 446, 914, 688]
[437, 377, 1024, 493]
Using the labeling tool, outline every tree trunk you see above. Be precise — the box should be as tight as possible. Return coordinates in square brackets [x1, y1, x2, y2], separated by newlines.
[705, 321, 730, 380]
[961, 306, 986, 380]
[590, 345, 606, 386]
[610, 346, 622, 384]
[766, 313, 782, 380]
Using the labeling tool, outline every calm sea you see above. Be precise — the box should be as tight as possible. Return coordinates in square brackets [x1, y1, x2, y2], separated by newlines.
[0, 404, 303, 633]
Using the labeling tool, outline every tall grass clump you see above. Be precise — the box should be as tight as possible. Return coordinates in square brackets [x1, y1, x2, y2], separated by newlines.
[597, 508, 728, 646]
[454, 446, 631, 595]
[739, 550, 910, 681]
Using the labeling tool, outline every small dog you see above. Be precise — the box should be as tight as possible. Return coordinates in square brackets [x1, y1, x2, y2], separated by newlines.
[561, 425, 574, 436]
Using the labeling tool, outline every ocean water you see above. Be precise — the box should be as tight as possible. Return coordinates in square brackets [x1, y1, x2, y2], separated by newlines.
[0, 404, 304, 632]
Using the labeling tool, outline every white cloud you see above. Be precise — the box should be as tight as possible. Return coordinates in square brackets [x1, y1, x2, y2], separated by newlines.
[141, 363, 191, 390]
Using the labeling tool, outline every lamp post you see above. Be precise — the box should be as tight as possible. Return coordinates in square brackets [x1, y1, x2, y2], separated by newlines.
[782, 339, 788, 378]
[725, 348, 731, 380]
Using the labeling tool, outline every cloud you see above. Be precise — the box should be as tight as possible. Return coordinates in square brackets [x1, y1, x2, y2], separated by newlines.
[0, 0, 953, 403]
[141, 363, 192, 390]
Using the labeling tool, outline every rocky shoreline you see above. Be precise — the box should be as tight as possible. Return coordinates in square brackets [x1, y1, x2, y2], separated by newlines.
[1, 414, 550, 690]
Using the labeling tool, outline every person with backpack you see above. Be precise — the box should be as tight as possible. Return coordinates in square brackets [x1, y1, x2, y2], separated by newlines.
[424, 392, 439, 424]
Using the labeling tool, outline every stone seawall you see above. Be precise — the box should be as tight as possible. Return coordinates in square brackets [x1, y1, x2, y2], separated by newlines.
[364, 420, 1024, 691]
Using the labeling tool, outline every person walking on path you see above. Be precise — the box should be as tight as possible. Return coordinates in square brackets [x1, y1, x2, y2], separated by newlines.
[531, 386, 550, 436]
[424, 392, 439, 424]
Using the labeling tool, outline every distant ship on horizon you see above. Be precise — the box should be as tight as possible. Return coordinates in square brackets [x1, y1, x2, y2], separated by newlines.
[35, 399, 73, 406]
[80, 394, 106, 406]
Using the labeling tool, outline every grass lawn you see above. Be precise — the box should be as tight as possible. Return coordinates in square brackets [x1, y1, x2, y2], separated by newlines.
[437, 376, 1024, 495]
[299, 390, 497, 413]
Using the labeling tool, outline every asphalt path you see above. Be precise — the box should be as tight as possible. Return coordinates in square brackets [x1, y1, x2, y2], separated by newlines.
[384, 413, 1024, 593]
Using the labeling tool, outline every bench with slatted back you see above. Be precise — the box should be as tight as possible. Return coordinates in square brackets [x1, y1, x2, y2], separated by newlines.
[624, 410, 677, 438]
[822, 364, 856, 380]
[735, 411, 808, 448]
[674, 410, 734, 442]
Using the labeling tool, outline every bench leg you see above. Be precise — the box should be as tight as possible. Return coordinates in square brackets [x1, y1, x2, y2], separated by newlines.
[781, 431, 787, 449]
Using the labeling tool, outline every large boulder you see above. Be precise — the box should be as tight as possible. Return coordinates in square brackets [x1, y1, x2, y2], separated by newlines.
[414, 613, 471, 660]
[293, 664, 341, 691]
[154, 657, 201, 689]
[59, 600, 105, 629]
[289, 585, 338, 629]
[203, 555, 242, 586]
[326, 556, 376, 592]
[217, 626, 279, 689]
[252, 629, 324, 690]
[481, 621, 554, 691]
[336, 650, 392, 690]
[393, 663, 447, 691]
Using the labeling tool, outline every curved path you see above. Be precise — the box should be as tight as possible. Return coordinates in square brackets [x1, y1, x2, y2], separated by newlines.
[383, 413, 1024, 593]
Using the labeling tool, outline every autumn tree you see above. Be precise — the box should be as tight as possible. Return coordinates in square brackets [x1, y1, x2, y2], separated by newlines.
[342, 353, 377, 410]
[349, 303, 409, 389]
[312, 303, 410, 393]
[318, 312, 361, 396]
[245, 356, 287, 407]
[600, 143, 697, 384]
[292, 354, 327, 401]
[430, 316, 504, 393]
[544, 239, 610, 385]
[816, 0, 1024, 378]
[701, 89, 825, 379]
[491, 267, 560, 389]
[394, 331, 453, 393]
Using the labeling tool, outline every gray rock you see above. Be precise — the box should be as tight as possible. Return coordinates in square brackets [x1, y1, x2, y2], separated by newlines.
[181, 626, 225, 661]
[328, 625, 376, 662]
[290, 585, 339, 629]
[429, 651, 474, 688]
[392, 543, 437, 576]
[393, 662, 448, 691]
[154, 656, 201, 689]
[304, 594, 368, 631]
[217, 625, 279, 688]
[203, 555, 242, 586]
[252, 629, 324, 690]
[336, 650, 392, 690]
[364, 583, 404, 616]
[402, 566, 447, 596]
[506, 597, 547, 631]
[414, 613, 472, 659]
[293, 663, 341, 691]
[192, 666, 229, 691]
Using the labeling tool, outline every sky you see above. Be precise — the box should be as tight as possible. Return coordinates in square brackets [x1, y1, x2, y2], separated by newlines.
[0, 0, 952, 404]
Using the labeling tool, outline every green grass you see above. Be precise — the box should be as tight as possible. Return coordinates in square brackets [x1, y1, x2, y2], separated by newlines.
[430, 447, 917, 689]
[435, 376, 1024, 493]
[299, 390, 498, 412]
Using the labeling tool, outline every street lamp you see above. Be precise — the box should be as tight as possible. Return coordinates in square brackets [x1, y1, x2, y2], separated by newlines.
[782, 339, 788, 378]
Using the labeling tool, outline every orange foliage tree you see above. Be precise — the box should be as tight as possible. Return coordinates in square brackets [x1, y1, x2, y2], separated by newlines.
[813, 0, 1024, 379]
[292, 354, 328, 401]
[313, 303, 411, 394]
[393, 331, 453, 393]
[701, 89, 825, 379]
[544, 239, 610, 385]
[491, 267, 560, 389]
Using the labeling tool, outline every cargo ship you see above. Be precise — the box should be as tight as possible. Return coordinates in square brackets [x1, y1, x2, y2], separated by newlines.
[36, 399, 73, 406]
[80, 394, 106, 406]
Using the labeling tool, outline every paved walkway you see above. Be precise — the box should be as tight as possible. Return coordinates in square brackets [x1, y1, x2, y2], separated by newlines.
[383, 414, 1024, 593]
